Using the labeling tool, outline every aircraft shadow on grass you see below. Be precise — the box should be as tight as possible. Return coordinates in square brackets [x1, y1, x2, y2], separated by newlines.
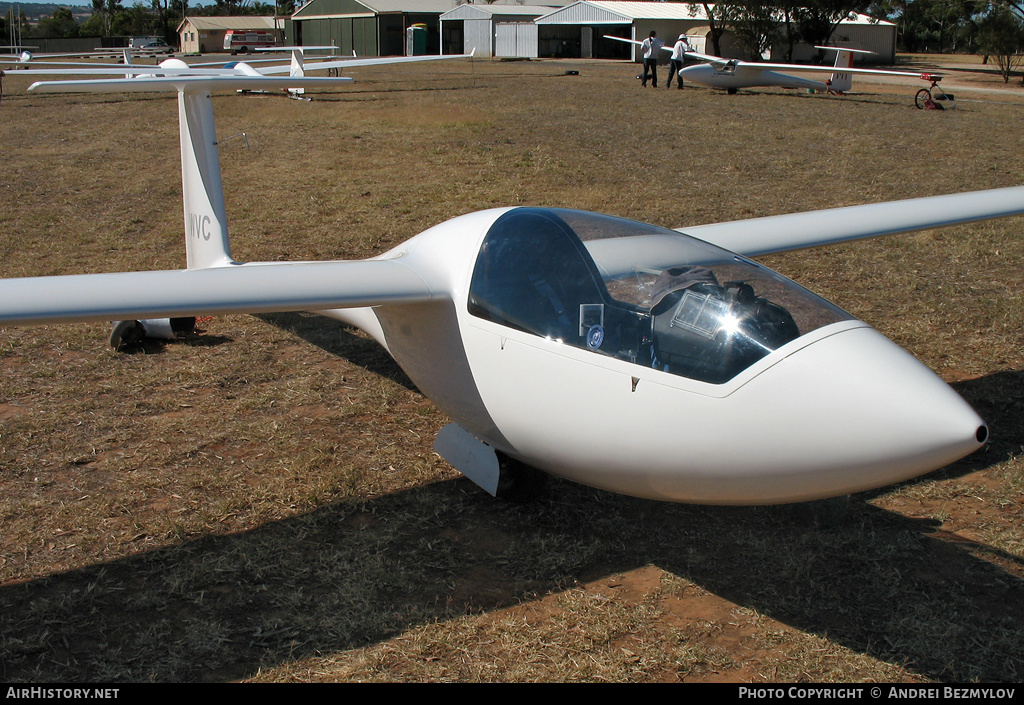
[1, 368, 1021, 682]
[116, 330, 233, 355]
[944, 369, 1024, 471]
[256, 311, 418, 393]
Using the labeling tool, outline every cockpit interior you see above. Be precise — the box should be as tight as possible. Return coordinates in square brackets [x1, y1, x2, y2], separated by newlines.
[468, 208, 852, 384]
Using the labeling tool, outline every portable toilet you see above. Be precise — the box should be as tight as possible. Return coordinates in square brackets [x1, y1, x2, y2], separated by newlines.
[406, 23, 427, 56]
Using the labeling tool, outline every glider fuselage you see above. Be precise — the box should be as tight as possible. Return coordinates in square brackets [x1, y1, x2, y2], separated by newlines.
[680, 63, 827, 91]
[326, 208, 987, 504]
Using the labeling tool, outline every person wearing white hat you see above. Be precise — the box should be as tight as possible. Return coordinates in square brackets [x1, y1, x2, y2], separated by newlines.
[666, 34, 692, 90]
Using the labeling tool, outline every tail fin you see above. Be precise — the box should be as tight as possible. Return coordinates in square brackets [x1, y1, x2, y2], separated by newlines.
[178, 87, 234, 269]
[289, 48, 305, 96]
[828, 49, 855, 93]
[816, 46, 874, 94]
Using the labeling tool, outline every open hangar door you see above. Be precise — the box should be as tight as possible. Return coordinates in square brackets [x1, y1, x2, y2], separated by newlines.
[593, 24, 631, 59]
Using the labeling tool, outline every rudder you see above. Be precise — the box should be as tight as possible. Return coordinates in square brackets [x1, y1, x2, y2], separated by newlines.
[828, 49, 854, 93]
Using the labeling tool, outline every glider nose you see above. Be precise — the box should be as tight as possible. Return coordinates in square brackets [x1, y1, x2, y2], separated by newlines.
[726, 324, 987, 503]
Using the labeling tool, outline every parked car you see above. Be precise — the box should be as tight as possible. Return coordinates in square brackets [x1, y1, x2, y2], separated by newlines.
[140, 40, 175, 54]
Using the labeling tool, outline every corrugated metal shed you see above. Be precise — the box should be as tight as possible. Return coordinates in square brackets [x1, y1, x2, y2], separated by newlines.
[813, 13, 896, 62]
[535, 1, 710, 24]
[536, 3, 897, 25]
[440, 4, 557, 57]
[293, 0, 457, 17]
[289, 0, 459, 56]
[495, 23, 539, 58]
[535, 2, 710, 59]
[441, 5, 558, 21]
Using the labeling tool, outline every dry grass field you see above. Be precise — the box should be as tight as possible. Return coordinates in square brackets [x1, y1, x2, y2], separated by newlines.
[1, 55, 1023, 683]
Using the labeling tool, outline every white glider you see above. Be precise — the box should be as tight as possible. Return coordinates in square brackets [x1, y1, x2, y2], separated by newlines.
[605, 36, 935, 94]
[1, 69, 1020, 506]
[2, 49, 474, 98]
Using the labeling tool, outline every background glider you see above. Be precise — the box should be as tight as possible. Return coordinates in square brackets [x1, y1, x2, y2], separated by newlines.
[605, 36, 936, 94]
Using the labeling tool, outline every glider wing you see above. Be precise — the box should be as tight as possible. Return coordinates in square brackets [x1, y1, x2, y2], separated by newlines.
[682, 186, 1024, 257]
[0, 259, 435, 327]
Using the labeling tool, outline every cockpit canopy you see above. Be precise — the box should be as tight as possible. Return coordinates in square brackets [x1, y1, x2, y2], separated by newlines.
[468, 208, 853, 384]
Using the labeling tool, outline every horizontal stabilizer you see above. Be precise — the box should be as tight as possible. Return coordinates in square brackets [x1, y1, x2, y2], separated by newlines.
[682, 186, 1024, 256]
[815, 45, 876, 55]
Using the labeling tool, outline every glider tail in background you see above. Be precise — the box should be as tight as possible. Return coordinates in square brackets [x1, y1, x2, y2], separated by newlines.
[819, 46, 873, 93]
[828, 50, 855, 93]
[289, 48, 305, 96]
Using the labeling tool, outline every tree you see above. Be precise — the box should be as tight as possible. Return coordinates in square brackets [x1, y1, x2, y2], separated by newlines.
[978, 2, 1024, 82]
[34, 7, 81, 37]
[794, 0, 871, 54]
[885, 0, 990, 53]
[925, 0, 985, 52]
[775, 0, 806, 61]
[151, 0, 167, 41]
[690, 2, 741, 56]
[85, 0, 123, 37]
[171, 0, 189, 20]
[79, 12, 107, 37]
[110, 3, 157, 37]
[731, 0, 783, 59]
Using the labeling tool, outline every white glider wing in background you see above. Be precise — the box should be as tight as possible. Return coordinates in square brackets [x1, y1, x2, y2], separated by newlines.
[3, 53, 474, 78]
[0, 63, 1020, 506]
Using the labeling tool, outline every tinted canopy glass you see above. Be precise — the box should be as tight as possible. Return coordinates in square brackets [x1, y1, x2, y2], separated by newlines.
[468, 208, 853, 384]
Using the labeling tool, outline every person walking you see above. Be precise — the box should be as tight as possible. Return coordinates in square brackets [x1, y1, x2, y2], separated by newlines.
[666, 34, 691, 90]
[641, 31, 663, 87]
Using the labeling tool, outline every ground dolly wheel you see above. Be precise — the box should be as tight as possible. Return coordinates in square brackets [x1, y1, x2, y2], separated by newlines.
[495, 453, 548, 502]
[915, 88, 932, 109]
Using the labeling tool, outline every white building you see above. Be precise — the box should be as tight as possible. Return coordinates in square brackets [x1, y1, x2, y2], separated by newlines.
[533, 2, 896, 63]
